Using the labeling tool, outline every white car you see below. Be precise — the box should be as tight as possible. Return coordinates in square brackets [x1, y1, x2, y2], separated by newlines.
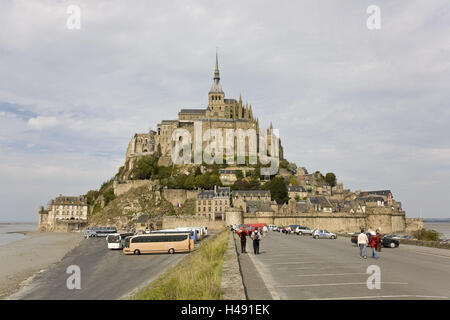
[312, 229, 337, 239]
[295, 226, 313, 236]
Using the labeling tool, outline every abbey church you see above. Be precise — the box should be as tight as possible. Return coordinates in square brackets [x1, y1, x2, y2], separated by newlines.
[120, 53, 282, 180]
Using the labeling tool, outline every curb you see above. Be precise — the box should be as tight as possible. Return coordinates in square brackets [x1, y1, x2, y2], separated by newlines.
[221, 232, 246, 300]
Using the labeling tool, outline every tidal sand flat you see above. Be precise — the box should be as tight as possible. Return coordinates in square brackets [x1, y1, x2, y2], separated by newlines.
[0, 231, 83, 299]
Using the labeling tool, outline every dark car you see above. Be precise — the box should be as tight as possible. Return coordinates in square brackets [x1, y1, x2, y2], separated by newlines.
[381, 236, 399, 248]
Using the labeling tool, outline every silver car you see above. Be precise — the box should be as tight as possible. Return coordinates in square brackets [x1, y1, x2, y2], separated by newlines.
[312, 229, 337, 239]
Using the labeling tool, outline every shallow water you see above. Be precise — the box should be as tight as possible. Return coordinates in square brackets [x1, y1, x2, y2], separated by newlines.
[424, 222, 450, 239]
[0, 223, 37, 246]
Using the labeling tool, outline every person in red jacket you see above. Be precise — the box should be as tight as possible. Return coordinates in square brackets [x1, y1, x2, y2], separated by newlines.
[369, 232, 380, 259]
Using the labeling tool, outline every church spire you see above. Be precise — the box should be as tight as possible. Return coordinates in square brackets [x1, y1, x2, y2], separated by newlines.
[209, 48, 223, 94]
[214, 48, 220, 80]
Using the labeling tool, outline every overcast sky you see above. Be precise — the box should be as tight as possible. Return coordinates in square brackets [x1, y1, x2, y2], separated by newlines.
[1, 0, 449, 222]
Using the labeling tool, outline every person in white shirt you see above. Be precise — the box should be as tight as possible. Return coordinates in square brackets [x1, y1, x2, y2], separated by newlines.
[357, 229, 369, 259]
[251, 228, 262, 254]
[262, 225, 268, 237]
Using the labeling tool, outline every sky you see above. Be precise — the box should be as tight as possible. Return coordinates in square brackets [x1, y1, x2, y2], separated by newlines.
[0, 0, 449, 222]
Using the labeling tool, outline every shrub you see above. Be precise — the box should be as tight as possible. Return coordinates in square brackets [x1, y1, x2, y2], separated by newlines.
[103, 188, 116, 207]
[412, 229, 441, 241]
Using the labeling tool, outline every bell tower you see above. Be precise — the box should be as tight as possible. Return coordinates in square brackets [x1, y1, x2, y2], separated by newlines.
[208, 49, 225, 118]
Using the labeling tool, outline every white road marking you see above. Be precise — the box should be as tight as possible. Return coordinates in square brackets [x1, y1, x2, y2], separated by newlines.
[275, 282, 408, 288]
[275, 266, 351, 271]
[272, 261, 329, 265]
[312, 295, 448, 300]
[294, 273, 367, 277]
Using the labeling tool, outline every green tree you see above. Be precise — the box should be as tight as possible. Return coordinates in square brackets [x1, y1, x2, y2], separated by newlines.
[325, 172, 337, 187]
[263, 177, 288, 204]
[233, 179, 251, 190]
[236, 170, 244, 179]
[195, 175, 209, 189]
[280, 159, 289, 169]
[133, 156, 158, 179]
[289, 176, 299, 186]
[184, 176, 195, 189]
[174, 174, 188, 189]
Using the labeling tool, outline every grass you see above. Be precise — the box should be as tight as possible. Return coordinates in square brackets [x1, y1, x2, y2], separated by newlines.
[134, 230, 229, 300]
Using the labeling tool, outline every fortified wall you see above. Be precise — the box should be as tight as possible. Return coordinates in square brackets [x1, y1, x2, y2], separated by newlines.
[224, 210, 412, 234]
[162, 215, 226, 231]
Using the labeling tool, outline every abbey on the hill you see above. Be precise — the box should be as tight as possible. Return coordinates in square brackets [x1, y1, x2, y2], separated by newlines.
[119, 52, 283, 180]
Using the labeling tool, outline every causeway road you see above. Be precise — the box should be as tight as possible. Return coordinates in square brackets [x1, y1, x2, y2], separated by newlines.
[237, 231, 450, 300]
[10, 237, 186, 300]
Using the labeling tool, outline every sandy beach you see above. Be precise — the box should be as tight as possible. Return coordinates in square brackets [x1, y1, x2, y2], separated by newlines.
[0, 231, 83, 299]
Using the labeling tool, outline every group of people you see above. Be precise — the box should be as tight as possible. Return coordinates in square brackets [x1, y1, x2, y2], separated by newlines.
[357, 229, 381, 259]
[236, 227, 263, 255]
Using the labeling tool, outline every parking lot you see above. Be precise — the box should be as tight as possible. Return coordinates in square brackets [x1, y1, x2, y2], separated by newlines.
[237, 231, 450, 300]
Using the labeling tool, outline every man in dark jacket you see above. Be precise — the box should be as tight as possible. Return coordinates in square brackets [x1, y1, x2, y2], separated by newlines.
[239, 229, 247, 253]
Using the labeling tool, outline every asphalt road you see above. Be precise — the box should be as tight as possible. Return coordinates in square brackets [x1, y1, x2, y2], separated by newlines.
[12, 237, 187, 300]
[239, 231, 450, 300]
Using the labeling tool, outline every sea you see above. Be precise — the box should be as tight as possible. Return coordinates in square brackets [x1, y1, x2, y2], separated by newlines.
[0, 222, 37, 246]
[424, 222, 450, 240]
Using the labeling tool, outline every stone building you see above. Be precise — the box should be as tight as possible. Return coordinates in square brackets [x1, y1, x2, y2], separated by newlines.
[219, 169, 238, 185]
[287, 185, 308, 200]
[119, 53, 283, 180]
[38, 195, 88, 232]
[196, 186, 231, 221]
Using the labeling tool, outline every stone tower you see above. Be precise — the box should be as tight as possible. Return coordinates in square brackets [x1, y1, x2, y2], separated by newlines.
[207, 50, 226, 118]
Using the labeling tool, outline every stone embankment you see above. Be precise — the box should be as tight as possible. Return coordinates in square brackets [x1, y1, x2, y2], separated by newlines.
[220, 232, 246, 300]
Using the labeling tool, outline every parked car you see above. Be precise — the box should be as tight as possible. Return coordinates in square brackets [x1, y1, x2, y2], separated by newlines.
[381, 236, 400, 248]
[313, 229, 337, 239]
[295, 226, 313, 236]
[351, 232, 374, 245]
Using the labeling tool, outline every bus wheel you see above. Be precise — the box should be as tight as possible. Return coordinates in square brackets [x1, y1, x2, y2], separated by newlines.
[134, 249, 141, 255]
[168, 248, 175, 254]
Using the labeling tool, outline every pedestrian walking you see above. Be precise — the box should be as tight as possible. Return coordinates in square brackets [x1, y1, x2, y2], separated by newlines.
[357, 229, 368, 259]
[251, 228, 262, 254]
[375, 230, 382, 252]
[369, 231, 379, 259]
[262, 225, 268, 237]
[239, 229, 247, 253]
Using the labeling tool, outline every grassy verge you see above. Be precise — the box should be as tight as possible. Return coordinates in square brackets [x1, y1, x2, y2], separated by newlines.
[134, 230, 229, 300]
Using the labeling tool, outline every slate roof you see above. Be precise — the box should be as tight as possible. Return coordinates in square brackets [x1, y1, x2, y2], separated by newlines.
[295, 201, 309, 212]
[245, 201, 274, 213]
[288, 185, 306, 192]
[198, 187, 230, 199]
[232, 190, 270, 197]
[51, 195, 86, 206]
[361, 190, 392, 197]
[179, 109, 206, 114]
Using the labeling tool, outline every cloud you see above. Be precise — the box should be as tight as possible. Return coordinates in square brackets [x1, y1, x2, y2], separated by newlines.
[27, 116, 58, 130]
[0, 0, 449, 221]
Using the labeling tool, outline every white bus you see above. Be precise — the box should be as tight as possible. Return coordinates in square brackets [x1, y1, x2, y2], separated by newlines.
[106, 232, 135, 249]
[123, 232, 194, 255]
